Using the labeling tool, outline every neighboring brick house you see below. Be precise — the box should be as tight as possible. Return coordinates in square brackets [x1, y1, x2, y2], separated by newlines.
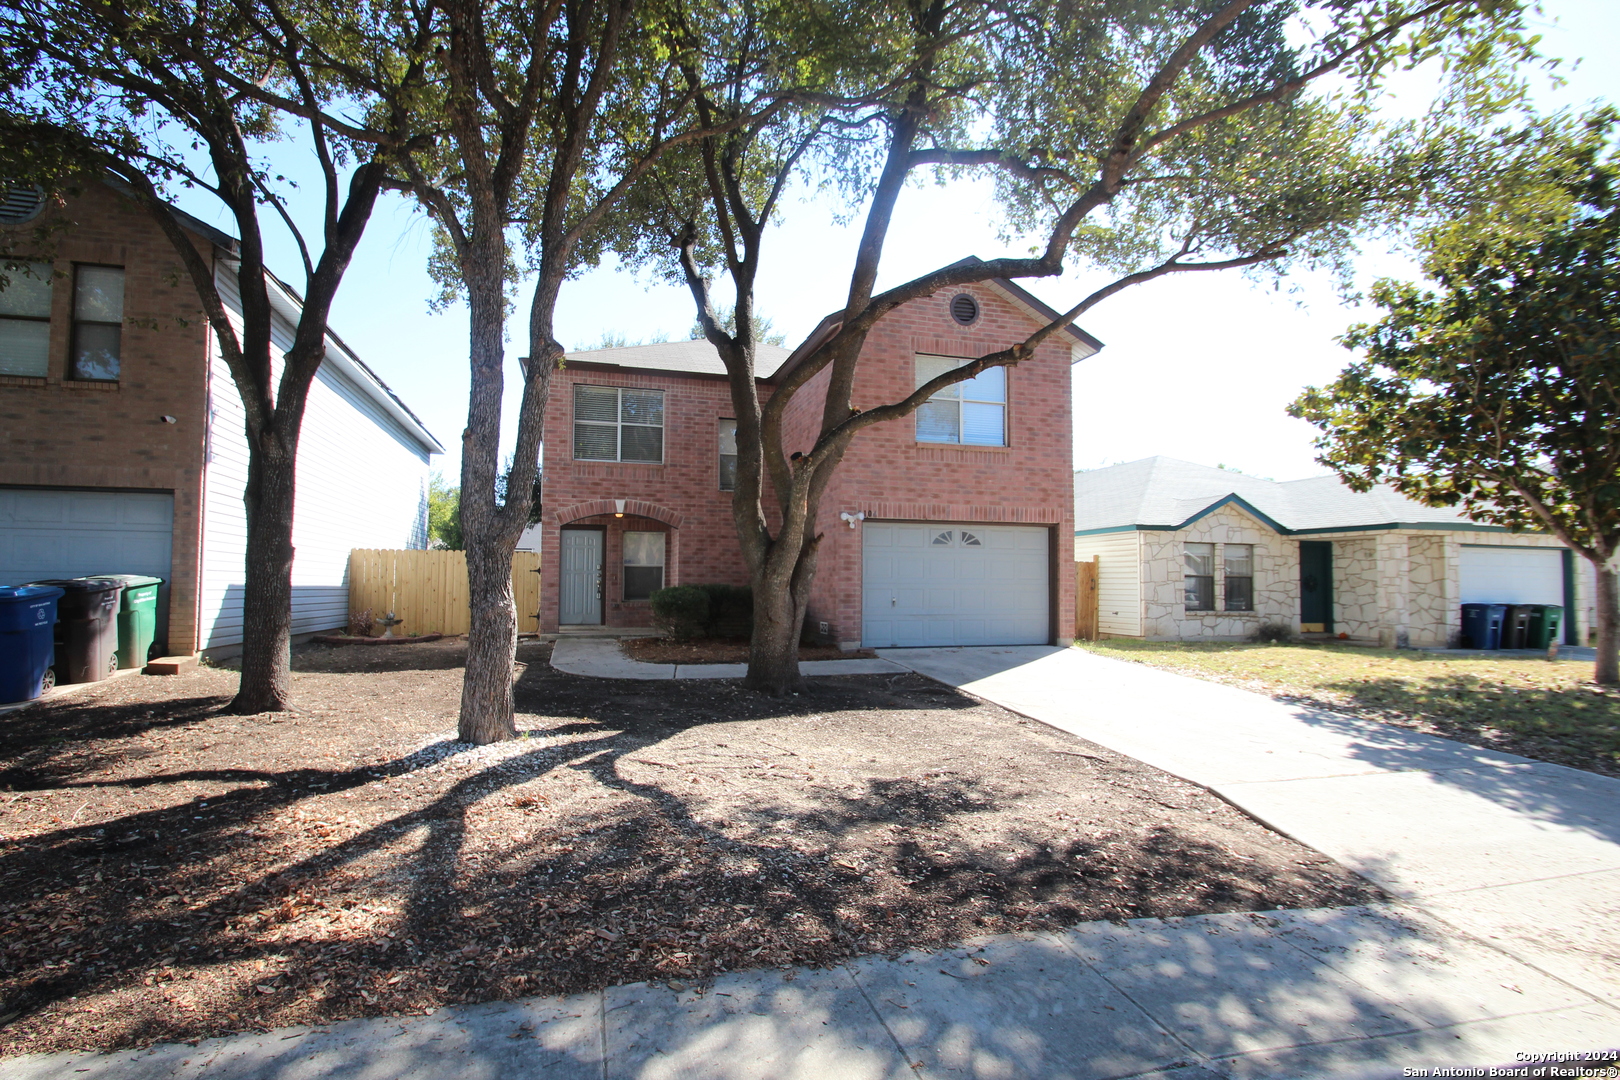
[0, 179, 442, 658]
[1073, 456, 1596, 646]
[533, 271, 1102, 648]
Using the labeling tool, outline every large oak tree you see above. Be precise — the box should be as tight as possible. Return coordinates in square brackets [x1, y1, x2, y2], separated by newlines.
[0, 0, 437, 711]
[1293, 126, 1620, 685]
[630, 0, 1549, 692]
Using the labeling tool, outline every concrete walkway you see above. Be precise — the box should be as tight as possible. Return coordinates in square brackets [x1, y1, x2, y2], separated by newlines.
[549, 635, 910, 680]
[6, 646, 1618, 1078]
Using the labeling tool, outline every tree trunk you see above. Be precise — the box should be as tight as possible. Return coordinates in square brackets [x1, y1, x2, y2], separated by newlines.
[1595, 561, 1618, 686]
[461, 537, 519, 741]
[746, 567, 806, 694]
[228, 435, 297, 713]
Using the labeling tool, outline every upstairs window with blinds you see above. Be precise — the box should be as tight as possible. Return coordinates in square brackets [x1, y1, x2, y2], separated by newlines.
[914, 354, 1006, 446]
[718, 419, 737, 491]
[573, 384, 664, 463]
[0, 260, 52, 377]
[70, 265, 124, 381]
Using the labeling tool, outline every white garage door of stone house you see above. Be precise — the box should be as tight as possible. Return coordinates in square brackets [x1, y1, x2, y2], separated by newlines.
[1459, 545, 1564, 606]
[861, 522, 1048, 647]
[0, 487, 175, 640]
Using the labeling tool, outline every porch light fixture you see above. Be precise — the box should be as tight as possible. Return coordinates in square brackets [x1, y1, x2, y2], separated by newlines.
[614, 499, 626, 518]
[840, 511, 865, 529]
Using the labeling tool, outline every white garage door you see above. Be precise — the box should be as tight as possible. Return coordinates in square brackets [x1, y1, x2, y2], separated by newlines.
[862, 522, 1049, 647]
[0, 487, 175, 641]
[1459, 545, 1564, 605]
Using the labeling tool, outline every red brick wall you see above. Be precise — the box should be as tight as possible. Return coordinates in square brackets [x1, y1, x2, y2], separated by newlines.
[539, 283, 1077, 643]
[0, 181, 214, 653]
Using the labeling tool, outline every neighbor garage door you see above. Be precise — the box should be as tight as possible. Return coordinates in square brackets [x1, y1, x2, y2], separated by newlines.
[862, 522, 1048, 647]
[1459, 544, 1564, 605]
[0, 487, 175, 641]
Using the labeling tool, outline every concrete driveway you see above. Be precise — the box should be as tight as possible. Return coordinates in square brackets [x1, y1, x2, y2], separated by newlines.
[879, 646, 1620, 1012]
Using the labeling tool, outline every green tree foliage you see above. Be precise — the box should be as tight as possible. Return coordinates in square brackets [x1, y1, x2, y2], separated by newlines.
[1292, 126, 1620, 684]
[0, 0, 436, 712]
[427, 474, 464, 550]
[623, 0, 1556, 692]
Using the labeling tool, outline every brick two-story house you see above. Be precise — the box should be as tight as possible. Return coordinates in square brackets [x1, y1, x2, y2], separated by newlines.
[534, 272, 1101, 648]
[0, 179, 441, 659]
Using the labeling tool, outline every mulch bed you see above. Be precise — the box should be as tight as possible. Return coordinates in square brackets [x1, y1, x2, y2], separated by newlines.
[310, 633, 445, 646]
[624, 638, 877, 664]
[0, 638, 1379, 1055]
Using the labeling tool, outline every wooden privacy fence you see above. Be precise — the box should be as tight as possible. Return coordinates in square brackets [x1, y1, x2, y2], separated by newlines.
[349, 549, 544, 637]
[1075, 557, 1099, 641]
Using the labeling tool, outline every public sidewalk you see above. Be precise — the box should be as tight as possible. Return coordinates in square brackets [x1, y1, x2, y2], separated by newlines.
[5, 646, 1617, 1078]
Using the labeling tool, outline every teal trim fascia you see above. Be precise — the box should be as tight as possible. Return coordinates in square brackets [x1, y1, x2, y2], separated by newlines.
[1563, 548, 1578, 646]
[1076, 506, 1535, 539]
[1073, 524, 1142, 537]
[1171, 494, 1291, 535]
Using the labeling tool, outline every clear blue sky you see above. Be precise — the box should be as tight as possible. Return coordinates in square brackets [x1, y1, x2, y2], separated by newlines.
[174, 0, 1620, 484]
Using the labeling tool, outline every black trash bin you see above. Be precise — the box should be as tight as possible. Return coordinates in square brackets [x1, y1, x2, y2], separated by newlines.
[26, 577, 124, 684]
[1501, 605, 1534, 650]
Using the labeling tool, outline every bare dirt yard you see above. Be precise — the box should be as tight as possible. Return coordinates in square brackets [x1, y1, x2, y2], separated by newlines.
[0, 639, 1378, 1055]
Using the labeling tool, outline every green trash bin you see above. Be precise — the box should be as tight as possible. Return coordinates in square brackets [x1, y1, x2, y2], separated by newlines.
[101, 574, 164, 669]
[1527, 605, 1563, 650]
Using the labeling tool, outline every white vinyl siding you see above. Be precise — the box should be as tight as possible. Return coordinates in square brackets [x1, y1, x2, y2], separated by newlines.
[1075, 530, 1143, 637]
[198, 265, 432, 651]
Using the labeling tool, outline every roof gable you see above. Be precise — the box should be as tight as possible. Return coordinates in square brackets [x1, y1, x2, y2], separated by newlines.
[1075, 456, 1499, 534]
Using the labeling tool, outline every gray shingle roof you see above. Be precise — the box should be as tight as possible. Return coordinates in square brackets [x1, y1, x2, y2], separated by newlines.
[565, 339, 794, 378]
[1074, 456, 1482, 533]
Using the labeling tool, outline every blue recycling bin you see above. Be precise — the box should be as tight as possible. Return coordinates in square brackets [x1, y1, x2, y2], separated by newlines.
[0, 585, 65, 703]
[1460, 603, 1507, 650]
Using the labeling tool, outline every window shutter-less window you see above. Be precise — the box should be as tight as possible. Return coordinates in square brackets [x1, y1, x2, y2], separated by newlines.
[0, 261, 52, 377]
[622, 531, 666, 600]
[718, 420, 738, 491]
[71, 265, 123, 381]
[619, 389, 664, 463]
[1184, 543, 1215, 610]
[914, 354, 1005, 446]
[574, 385, 621, 460]
[1224, 544, 1255, 611]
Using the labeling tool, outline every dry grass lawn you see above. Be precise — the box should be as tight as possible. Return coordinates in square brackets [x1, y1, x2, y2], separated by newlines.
[1077, 640, 1620, 776]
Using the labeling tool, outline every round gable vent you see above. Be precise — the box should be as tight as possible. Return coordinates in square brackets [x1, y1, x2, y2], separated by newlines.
[0, 184, 46, 226]
[949, 293, 979, 325]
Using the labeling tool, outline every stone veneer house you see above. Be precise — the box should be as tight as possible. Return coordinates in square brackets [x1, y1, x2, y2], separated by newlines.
[1073, 457, 1595, 646]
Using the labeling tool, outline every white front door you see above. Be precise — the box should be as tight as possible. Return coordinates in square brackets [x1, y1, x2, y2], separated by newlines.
[862, 522, 1049, 647]
[559, 529, 604, 625]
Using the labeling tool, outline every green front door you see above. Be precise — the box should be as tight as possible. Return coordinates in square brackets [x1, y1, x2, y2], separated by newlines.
[1299, 541, 1333, 633]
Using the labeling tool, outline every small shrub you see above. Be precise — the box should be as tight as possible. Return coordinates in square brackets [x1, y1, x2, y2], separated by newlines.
[348, 609, 374, 637]
[1254, 621, 1294, 644]
[696, 583, 753, 638]
[650, 586, 710, 640]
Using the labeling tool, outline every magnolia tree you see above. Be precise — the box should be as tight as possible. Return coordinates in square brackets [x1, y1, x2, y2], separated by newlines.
[626, 0, 1549, 692]
[1293, 129, 1620, 685]
[0, 0, 436, 712]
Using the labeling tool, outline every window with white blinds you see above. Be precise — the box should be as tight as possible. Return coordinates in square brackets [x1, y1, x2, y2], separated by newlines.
[914, 354, 1006, 446]
[573, 385, 664, 462]
[0, 261, 53, 377]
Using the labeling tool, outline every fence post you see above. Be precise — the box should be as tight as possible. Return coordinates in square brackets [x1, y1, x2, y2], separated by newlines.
[1075, 557, 1099, 641]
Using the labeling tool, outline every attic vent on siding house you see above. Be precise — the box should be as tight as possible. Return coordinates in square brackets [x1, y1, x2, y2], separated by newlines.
[0, 184, 45, 225]
[949, 293, 980, 325]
